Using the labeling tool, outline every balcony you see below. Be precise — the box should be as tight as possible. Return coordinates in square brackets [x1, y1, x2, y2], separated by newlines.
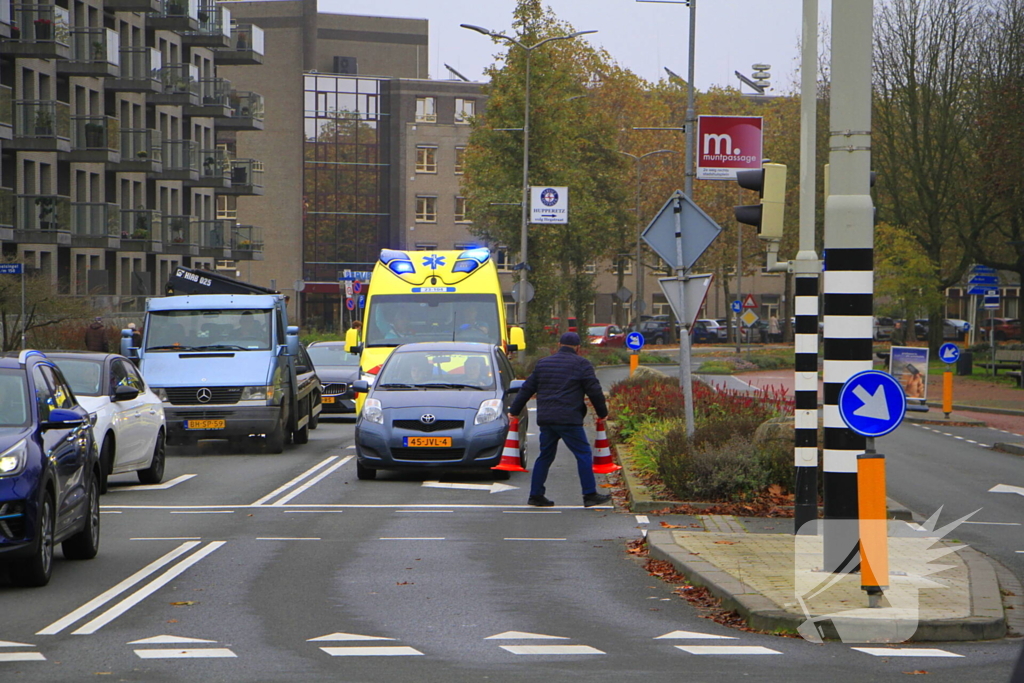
[230, 225, 263, 257]
[197, 218, 231, 256]
[113, 128, 163, 173]
[164, 214, 198, 255]
[58, 27, 120, 77]
[69, 115, 120, 163]
[71, 202, 120, 248]
[187, 148, 230, 188]
[217, 158, 264, 196]
[215, 23, 264, 65]
[4, 5, 71, 59]
[184, 77, 231, 118]
[0, 188, 13, 241]
[103, 0, 160, 14]
[148, 0, 198, 31]
[218, 90, 264, 130]
[151, 63, 199, 106]
[15, 194, 71, 244]
[162, 139, 199, 180]
[119, 208, 162, 251]
[10, 100, 71, 153]
[183, 2, 230, 48]
[0, 85, 11, 141]
[109, 47, 162, 93]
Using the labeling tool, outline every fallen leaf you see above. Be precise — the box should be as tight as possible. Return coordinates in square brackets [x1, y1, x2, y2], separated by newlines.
[170, 601, 196, 606]
[660, 522, 682, 528]
[167, 619, 178, 623]
[599, 483, 614, 488]
[902, 671, 929, 675]
[713, 541, 737, 545]
[396, 581, 413, 585]
[768, 484, 783, 497]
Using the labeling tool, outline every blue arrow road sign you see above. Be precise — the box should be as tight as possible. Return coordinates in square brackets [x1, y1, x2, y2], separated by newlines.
[731, 300, 742, 313]
[626, 332, 645, 351]
[968, 275, 999, 285]
[838, 370, 907, 438]
[938, 343, 960, 365]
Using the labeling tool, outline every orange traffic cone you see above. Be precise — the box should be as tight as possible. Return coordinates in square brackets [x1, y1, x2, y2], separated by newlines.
[592, 418, 621, 474]
[492, 416, 528, 472]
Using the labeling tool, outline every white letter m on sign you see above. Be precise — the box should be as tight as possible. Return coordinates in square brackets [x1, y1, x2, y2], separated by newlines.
[703, 133, 733, 156]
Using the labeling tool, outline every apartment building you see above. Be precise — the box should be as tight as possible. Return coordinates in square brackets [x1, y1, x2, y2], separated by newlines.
[0, 0, 265, 306]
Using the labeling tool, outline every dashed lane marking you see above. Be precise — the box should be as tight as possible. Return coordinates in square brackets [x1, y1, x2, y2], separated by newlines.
[675, 645, 782, 655]
[112, 474, 197, 492]
[852, 647, 964, 658]
[396, 510, 454, 513]
[500, 645, 604, 655]
[0, 653, 46, 662]
[504, 538, 566, 541]
[130, 537, 202, 540]
[256, 537, 321, 541]
[379, 537, 445, 541]
[170, 510, 234, 514]
[503, 510, 561, 514]
[963, 521, 1020, 526]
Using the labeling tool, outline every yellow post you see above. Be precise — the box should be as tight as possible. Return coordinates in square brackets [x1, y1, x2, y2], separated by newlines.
[629, 352, 639, 377]
[857, 452, 889, 606]
[943, 371, 953, 418]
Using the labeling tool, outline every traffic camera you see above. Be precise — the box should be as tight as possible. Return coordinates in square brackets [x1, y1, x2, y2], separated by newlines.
[734, 162, 787, 240]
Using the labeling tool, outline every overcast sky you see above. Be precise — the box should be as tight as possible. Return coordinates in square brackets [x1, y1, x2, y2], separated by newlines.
[318, 0, 831, 93]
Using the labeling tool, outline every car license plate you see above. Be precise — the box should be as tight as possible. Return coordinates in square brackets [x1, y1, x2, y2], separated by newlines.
[322, 396, 335, 404]
[403, 436, 451, 447]
[185, 419, 225, 430]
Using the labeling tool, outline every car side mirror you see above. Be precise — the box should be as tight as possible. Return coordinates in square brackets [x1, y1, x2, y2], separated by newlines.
[42, 408, 86, 430]
[509, 379, 525, 393]
[351, 380, 369, 394]
[113, 385, 140, 402]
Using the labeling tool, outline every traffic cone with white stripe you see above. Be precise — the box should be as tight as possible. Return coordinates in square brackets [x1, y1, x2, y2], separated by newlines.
[492, 416, 528, 472]
[592, 418, 621, 474]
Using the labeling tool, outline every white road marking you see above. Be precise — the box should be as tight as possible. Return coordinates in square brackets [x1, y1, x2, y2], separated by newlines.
[0, 653, 45, 662]
[309, 633, 394, 642]
[1016, 551, 1024, 554]
[500, 645, 604, 655]
[0, 640, 35, 647]
[170, 510, 234, 514]
[504, 538, 566, 541]
[272, 456, 353, 506]
[112, 474, 197, 492]
[380, 537, 445, 540]
[990, 484, 1024, 497]
[635, 515, 650, 524]
[130, 537, 203, 541]
[285, 510, 345, 513]
[422, 481, 518, 494]
[135, 648, 236, 659]
[396, 510, 454, 513]
[251, 456, 340, 506]
[963, 521, 1020, 526]
[655, 630, 738, 640]
[100, 511, 122, 514]
[38, 542, 202, 635]
[104, 503, 598, 510]
[347, 445, 356, 448]
[953, 436, 965, 440]
[485, 632, 567, 640]
[129, 635, 216, 645]
[71, 542, 226, 635]
[321, 646, 423, 656]
[676, 645, 782, 655]
[852, 647, 963, 658]
[503, 510, 562, 514]
[256, 537, 321, 541]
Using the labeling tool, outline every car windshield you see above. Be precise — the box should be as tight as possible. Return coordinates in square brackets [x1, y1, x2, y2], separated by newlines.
[364, 294, 501, 348]
[307, 345, 358, 367]
[377, 351, 495, 390]
[587, 326, 607, 336]
[146, 309, 273, 351]
[0, 370, 31, 428]
[50, 358, 104, 396]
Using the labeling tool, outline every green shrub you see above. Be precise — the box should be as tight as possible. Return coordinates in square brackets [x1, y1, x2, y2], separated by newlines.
[625, 418, 683, 479]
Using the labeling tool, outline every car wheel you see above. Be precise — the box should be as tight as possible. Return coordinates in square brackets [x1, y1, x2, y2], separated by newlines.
[356, 460, 376, 480]
[138, 430, 166, 485]
[292, 398, 310, 445]
[98, 436, 113, 494]
[11, 493, 55, 587]
[995, 332, 1006, 342]
[309, 393, 321, 430]
[654, 335, 665, 345]
[265, 411, 286, 454]
[63, 475, 100, 560]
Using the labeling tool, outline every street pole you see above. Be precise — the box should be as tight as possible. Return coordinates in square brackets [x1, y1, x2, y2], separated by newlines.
[822, 0, 875, 574]
[793, 0, 821, 535]
[674, 197, 695, 439]
[20, 270, 26, 350]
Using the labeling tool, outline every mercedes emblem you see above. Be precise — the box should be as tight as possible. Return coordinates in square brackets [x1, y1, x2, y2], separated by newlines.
[197, 387, 213, 403]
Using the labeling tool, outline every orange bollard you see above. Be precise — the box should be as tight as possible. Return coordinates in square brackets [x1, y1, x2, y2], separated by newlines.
[629, 353, 639, 377]
[943, 371, 953, 418]
[857, 453, 889, 602]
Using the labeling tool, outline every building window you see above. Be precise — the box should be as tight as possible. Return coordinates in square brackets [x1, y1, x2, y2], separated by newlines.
[454, 196, 469, 223]
[614, 258, 633, 275]
[415, 196, 437, 222]
[216, 195, 237, 220]
[494, 247, 514, 272]
[415, 97, 436, 123]
[455, 98, 475, 123]
[584, 261, 597, 274]
[416, 146, 437, 173]
[454, 146, 465, 174]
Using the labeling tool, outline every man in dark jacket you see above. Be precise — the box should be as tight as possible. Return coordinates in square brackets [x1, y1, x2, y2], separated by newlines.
[84, 317, 108, 352]
[508, 332, 612, 508]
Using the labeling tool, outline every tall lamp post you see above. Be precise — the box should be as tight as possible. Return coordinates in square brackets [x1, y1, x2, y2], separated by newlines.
[616, 149, 677, 325]
[461, 23, 597, 327]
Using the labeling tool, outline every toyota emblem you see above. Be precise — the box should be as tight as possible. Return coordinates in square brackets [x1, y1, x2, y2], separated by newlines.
[420, 414, 436, 425]
[197, 387, 213, 403]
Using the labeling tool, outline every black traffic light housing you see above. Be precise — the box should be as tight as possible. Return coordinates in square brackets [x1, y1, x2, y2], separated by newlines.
[734, 162, 787, 240]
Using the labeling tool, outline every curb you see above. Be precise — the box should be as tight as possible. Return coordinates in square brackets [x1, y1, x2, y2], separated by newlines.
[647, 529, 1006, 642]
[994, 442, 1024, 456]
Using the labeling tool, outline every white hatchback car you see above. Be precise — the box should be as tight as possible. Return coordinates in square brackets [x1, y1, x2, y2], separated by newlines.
[48, 352, 167, 492]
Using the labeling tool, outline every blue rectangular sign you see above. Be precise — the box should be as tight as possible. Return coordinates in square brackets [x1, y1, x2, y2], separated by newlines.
[971, 265, 996, 273]
[0, 263, 24, 275]
[968, 275, 998, 285]
[967, 286, 997, 296]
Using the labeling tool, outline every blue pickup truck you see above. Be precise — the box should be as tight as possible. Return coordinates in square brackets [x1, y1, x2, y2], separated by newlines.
[122, 267, 321, 452]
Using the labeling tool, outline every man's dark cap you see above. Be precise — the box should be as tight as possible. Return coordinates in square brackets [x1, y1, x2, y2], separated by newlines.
[559, 332, 581, 346]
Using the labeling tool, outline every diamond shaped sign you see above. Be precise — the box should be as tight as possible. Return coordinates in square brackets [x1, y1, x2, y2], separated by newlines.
[642, 191, 723, 271]
[741, 309, 759, 327]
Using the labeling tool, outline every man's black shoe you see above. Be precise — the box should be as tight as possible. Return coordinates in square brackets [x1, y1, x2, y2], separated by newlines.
[528, 495, 555, 507]
[583, 493, 612, 507]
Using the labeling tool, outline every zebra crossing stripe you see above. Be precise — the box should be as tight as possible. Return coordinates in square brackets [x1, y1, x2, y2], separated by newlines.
[852, 647, 963, 658]
[655, 630, 737, 640]
[135, 649, 236, 659]
[0, 652, 46, 662]
[675, 645, 782, 655]
[320, 646, 423, 656]
[500, 645, 604, 655]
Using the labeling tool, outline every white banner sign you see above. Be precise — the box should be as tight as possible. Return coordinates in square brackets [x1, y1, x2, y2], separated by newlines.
[530, 187, 568, 224]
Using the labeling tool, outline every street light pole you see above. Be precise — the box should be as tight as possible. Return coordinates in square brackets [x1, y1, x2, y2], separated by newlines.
[461, 24, 598, 328]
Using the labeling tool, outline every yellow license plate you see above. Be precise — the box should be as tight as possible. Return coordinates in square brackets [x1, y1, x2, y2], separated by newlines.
[403, 436, 452, 447]
[185, 419, 226, 430]
[322, 396, 335, 404]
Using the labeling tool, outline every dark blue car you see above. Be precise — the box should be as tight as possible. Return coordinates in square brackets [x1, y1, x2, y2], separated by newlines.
[0, 351, 100, 587]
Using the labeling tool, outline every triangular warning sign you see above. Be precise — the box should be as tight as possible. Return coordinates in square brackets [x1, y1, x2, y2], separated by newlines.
[308, 633, 395, 642]
[127, 635, 217, 645]
[742, 293, 758, 309]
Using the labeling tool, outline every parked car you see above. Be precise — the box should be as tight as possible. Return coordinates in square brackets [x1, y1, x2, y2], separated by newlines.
[691, 320, 720, 344]
[978, 318, 1021, 342]
[48, 352, 166, 493]
[873, 316, 895, 341]
[698, 319, 727, 342]
[588, 324, 626, 347]
[634, 318, 676, 345]
[914, 318, 971, 341]
[0, 350, 100, 587]
[351, 342, 528, 481]
[543, 317, 578, 336]
[307, 341, 359, 414]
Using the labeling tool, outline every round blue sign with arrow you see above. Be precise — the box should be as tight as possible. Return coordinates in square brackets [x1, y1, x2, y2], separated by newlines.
[626, 332, 645, 351]
[938, 343, 960, 365]
[731, 300, 742, 314]
[838, 370, 907, 438]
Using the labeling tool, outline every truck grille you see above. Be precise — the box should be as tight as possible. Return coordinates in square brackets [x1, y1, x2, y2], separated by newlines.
[165, 387, 243, 405]
[322, 382, 349, 396]
[390, 448, 464, 462]
[392, 419, 463, 433]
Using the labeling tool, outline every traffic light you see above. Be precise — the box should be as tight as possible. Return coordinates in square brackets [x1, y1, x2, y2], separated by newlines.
[734, 162, 787, 240]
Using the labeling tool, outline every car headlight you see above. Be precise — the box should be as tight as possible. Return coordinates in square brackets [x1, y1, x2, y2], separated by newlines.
[475, 399, 504, 425]
[363, 398, 383, 424]
[240, 385, 275, 401]
[153, 387, 168, 401]
[0, 439, 28, 477]
[88, 413, 97, 426]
